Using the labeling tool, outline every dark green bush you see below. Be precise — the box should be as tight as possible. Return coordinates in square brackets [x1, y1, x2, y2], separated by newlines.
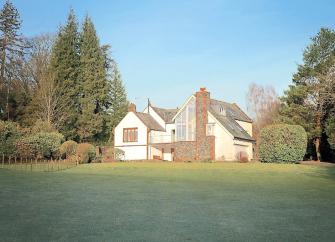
[59, 140, 78, 158]
[77, 143, 96, 163]
[259, 124, 307, 163]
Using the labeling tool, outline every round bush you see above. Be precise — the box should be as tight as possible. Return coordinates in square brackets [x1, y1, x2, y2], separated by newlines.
[16, 132, 64, 159]
[76, 143, 96, 163]
[59, 140, 78, 158]
[259, 124, 307, 163]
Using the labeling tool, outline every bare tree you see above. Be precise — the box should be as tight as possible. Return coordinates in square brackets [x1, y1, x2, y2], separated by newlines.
[246, 83, 280, 157]
[33, 70, 69, 128]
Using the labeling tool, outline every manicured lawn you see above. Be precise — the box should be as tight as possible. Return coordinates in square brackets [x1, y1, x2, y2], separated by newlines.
[1, 162, 335, 241]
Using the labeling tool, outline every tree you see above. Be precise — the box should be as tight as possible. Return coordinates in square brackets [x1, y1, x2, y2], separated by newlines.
[280, 28, 335, 161]
[0, 120, 21, 157]
[107, 60, 128, 143]
[19, 34, 55, 126]
[0, 0, 28, 120]
[78, 16, 108, 142]
[246, 83, 280, 158]
[50, 9, 80, 140]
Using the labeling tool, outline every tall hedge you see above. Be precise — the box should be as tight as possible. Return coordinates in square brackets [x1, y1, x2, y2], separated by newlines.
[259, 124, 307, 163]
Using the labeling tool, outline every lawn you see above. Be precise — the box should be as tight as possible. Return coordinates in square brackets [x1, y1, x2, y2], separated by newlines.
[1, 162, 335, 242]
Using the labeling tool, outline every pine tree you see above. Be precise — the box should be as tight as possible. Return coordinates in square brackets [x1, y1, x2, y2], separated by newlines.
[108, 61, 128, 143]
[280, 28, 335, 161]
[78, 16, 108, 142]
[0, 0, 27, 120]
[50, 9, 80, 140]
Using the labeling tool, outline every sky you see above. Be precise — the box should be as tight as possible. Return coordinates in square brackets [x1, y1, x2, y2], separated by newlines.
[12, 0, 335, 112]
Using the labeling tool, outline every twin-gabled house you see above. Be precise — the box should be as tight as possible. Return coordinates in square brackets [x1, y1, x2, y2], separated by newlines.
[114, 87, 255, 161]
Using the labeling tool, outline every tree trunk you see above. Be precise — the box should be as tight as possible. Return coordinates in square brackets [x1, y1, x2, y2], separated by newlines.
[0, 38, 6, 88]
[314, 137, 321, 162]
[315, 109, 322, 162]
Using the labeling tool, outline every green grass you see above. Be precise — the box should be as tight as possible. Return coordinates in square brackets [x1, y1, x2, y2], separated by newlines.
[1, 162, 335, 242]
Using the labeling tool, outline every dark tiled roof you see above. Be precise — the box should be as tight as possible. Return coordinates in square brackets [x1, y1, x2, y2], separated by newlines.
[209, 106, 255, 142]
[151, 106, 178, 123]
[134, 112, 165, 131]
[210, 99, 253, 123]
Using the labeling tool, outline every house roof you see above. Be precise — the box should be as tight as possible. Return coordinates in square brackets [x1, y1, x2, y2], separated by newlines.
[151, 106, 178, 123]
[134, 112, 165, 131]
[210, 99, 253, 123]
[209, 107, 255, 142]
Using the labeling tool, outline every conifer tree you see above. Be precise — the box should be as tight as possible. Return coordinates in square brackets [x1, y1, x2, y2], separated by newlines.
[280, 28, 335, 161]
[108, 61, 128, 143]
[0, 0, 27, 120]
[50, 9, 80, 140]
[78, 16, 108, 141]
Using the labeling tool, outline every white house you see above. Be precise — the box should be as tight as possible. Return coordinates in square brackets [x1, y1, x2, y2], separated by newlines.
[114, 87, 255, 161]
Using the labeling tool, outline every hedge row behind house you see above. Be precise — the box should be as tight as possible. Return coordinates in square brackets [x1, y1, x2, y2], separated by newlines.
[259, 124, 307, 163]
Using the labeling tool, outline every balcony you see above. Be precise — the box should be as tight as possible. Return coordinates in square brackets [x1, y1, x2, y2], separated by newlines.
[150, 134, 174, 144]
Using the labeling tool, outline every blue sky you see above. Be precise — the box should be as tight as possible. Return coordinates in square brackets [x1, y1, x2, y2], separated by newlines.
[12, 0, 335, 111]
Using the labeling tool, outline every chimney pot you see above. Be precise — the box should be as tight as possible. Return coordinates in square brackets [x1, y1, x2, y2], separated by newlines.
[200, 87, 206, 92]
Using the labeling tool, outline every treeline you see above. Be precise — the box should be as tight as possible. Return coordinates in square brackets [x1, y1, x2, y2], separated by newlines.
[248, 28, 335, 162]
[0, 1, 128, 146]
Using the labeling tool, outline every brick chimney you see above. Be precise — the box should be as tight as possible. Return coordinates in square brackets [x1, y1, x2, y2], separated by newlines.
[128, 103, 136, 112]
[195, 87, 215, 160]
[195, 87, 210, 138]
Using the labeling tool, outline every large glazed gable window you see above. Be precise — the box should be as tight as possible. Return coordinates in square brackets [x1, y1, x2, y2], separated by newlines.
[175, 97, 196, 141]
[123, 128, 138, 142]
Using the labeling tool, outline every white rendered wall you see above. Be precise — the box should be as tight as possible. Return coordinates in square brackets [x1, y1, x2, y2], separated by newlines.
[233, 140, 253, 161]
[114, 112, 148, 160]
[208, 113, 235, 161]
[120, 146, 147, 160]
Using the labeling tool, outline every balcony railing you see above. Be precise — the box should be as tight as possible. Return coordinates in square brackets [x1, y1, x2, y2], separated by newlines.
[150, 134, 174, 144]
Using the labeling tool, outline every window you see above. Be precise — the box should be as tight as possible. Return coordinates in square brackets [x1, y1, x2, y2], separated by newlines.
[175, 97, 196, 141]
[123, 128, 138, 142]
[206, 123, 215, 136]
[220, 106, 226, 115]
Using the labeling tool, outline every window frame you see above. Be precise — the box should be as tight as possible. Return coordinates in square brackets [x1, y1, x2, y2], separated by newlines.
[206, 123, 215, 136]
[123, 127, 138, 142]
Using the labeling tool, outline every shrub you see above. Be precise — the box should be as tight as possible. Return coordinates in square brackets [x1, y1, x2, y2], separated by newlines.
[76, 143, 96, 163]
[114, 148, 125, 161]
[31, 120, 57, 133]
[0, 121, 22, 157]
[259, 124, 307, 163]
[16, 132, 64, 159]
[59, 140, 78, 158]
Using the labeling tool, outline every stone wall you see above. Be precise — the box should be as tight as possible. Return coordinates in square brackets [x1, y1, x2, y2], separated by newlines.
[174, 141, 197, 161]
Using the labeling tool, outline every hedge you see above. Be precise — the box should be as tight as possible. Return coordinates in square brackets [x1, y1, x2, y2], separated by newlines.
[76, 143, 96, 163]
[259, 124, 307, 163]
[59, 140, 78, 158]
[16, 132, 64, 159]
